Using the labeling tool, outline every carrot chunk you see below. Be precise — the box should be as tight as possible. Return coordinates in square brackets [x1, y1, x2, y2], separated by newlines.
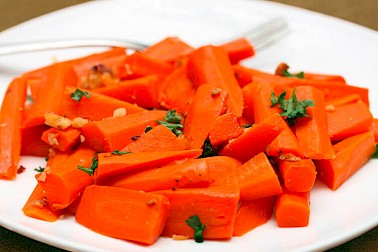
[278, 159, 317, 192]
[208, 112, 244, 147]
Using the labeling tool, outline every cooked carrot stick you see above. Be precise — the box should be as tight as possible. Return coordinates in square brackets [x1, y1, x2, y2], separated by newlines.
[327, 102, 373, 142]
[102, 158, 210, 190]
[0, 77, 27, 179]
[81, 110, 166, 152]
[303, 72, 346, 83]
[96, 149, 202, 183]
[219, 38, 255, 64]
[233, 196, 275, 236]
[21, 125, 51, 157]
[236, 152, 282, 200]
[293, 86, 335, 159]
[233, 64, 253, 87]
[37, 147, 95, 210]
[278, 159, 317, 192]
[315, 132, 375, 190]
[183, 84, 228, 149]
[41, 127, 81, 152]
[22, 184, 63, 222]
[75, 185, 170, 245]
[208, 112, 244, 147]
[219, 113, 286, 162]
[205, 156, 241, 187]
[156, 187, 239, 240]
[187, 45, 244, 116]
[62, 86, 145, 121]
[241, 83, 255, 122]
[275, 189, 310, 227]
[122, 125, 187, 153]
[324, 94, 361, 109]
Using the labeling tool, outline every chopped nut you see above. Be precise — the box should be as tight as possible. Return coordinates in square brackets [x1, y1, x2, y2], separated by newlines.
[44, 166, 51, 174]
[113, 108, 127, 117]
[37, 172, 47, 182]
[325, 104, 336, 112]
[32, 200, 45, 208]
[58, 214, 65, 220]
[79, 64, 118, 89]
[146, 198, 157, 206]
[80, 135, 86, 143]
[172, 234, 189, 240]
[17, 165, 26, 174]
[278, 153, 301, 161]
[47, 133, 59, 146]
[48, 148, 56, 158]
[45, 113, 71, 130]
[71, 117, 89, 128]
[275, 62, 290, 76]
[211, 88, 222, 96]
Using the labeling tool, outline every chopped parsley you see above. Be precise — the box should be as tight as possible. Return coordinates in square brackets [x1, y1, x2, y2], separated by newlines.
[111, 150, 131, 155]
[372, 144, 378, 158]
[186, 215, 205, 243]
[70, 88, 90, 102]
[242, 123, 253, 128]
[144, 125, 153, 133]
[34, 166, 45, 173]
[271, 88, 315, 127]
[282, 69, 304, 79]
[157, 110, 183, 136]
[199, 139, 217, 158]
[78, 156, 98, 176]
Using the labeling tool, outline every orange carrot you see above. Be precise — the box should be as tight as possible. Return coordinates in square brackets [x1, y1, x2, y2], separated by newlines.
[275, 189, 310, 227]
[205, 156, 241, 187]
[122, 125, 187, 153]
[81, 110, 166, 152]
[21, 125, 51, 157]
[233, 64, 253, 87]
[371, 118, 378, 142]
[327, 102, 373, 142]
[293, 86, 335, 159]
[219, 113, 286, 162]
[0, 78, 27, 179]
[157, 187, 239, 240]
[236, 152, 282, 200]
[62, 86, 145, 121]
[41, 127, 81, 152]
[75, 185, 170, 245]
[241, 83, 255, 122]
[278, 159, 317, 192]
[183, 84, 228, 149]
[95, 149, 202, 183]
[208, 112, 243, 147]
[22, 184, 63, 222]
[36, 147, 95, 210]
[187, 45, 244, 116]
[303, 72, 346, 83]
[219, 38, 255, 64]
[315, 132, 375, 190]
[324, 94, 361, 109]
[233, 196, 275, 236]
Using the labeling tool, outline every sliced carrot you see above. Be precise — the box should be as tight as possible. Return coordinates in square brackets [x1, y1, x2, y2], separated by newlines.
[22, 184, 62, 222]
[205, 156, 241, 187]
[187, 45, 244, 116]
[219, 38, 255, 64]
[219, 113, 286, 162]
[96, 149, 203, 183]
[122, 125, 187, 153]
[303, 72, 346, 83]
[327, 102, 373, 142]
[0, 78, 27, 179]
[183, 84, 228, 149]
[36, 147, 95, 211]
[62, 86, 145, 121]
[315, 132, 375, 190]
[275, 189, 310, 227]
[21, 125, 51, 157]
[157, 187, 239, 240]
[236, 152, 282, 200]
[324, 94, 361, 109]
[278, 159, 317, 192]
[208, 112, 243, 148]
[75, 185, 170, 245]
[41, 127, 81, 152]
[81, 110, 166, 152]
[293, 86, 335, 159]
[233, 196, 275, 236]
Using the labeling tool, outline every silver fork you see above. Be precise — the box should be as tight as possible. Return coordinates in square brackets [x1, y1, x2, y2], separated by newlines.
[0, 17, 288, 56]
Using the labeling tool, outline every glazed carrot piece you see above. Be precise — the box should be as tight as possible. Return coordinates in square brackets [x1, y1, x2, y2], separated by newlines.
[303, 72, 346, 83]
[315, 132, 375, 190]
[205, 156, 241, 187]
[278, 159, 317, 192]
[327, 102, 373, 142]
[41, 127, 81, 152]
[94, 75, 160, 109]
[122, 125, 187, 153]
[219, 38, 255, 64]
[219, 113, 286, 162]
[293, 86, 335, 159]
[142, 37, 194, 63]
[158, 61, 196, 114]
[233, 64, 254, 87]
[371, 118, 378, 142]
[75, 185, 170, 245]
[236, 152, 282, 200]
[81, 110, 166, 152]
[324, 94, 361, 109]
[0, 78, 27, 179]
[157, 187, 239, 240]
[96, 149, 203, 183]
[21, 125, 51, 157]
[241, 83, 255, 122]
[22, 184, 63, 222]
[275, 189, 310, 227]
[102, 159, 210, 190]
[187, 45, 244, 116]
[36, 147, 95, 211]
[208, 112, 244, 147]
[233, 196, 276, 236]
[183, 84, 228, 149]
[62, 86, 145, 121]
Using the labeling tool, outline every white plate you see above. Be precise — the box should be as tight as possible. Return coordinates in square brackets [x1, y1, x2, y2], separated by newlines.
[1, 0, 378, 251]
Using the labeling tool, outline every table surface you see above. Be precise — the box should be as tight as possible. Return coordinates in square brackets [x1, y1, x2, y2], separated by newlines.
[0, 0, 377, 251]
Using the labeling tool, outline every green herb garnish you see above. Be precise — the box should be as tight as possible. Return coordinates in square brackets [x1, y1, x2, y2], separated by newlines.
[70, 88, 90, 102]
[157, 110, 183, 136]
[144, 125, 153, 133]
[111, 150, 131, 155]
[186, 215, 205, 243]
[241, 123, 252, 128]
[200, 139, 217, 158]
[271, 88, 315, 127]
[282, 69, 304, 79]
[34, 166, 45, 173]
[372, 144, 378, 158]
[78, 156, 98, 176]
